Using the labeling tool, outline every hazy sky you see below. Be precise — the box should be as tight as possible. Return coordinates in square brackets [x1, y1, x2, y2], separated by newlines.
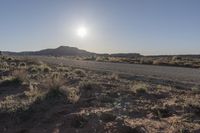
[0, 0, 200, 55]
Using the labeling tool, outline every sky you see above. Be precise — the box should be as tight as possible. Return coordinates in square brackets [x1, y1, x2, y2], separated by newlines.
[0, 0, 200, 55]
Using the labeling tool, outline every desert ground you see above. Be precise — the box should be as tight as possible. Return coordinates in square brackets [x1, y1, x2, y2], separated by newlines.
[82, 55, 200, 69]
[0, 56, 200, 133]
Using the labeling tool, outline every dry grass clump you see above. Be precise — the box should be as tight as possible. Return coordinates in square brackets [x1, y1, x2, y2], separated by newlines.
[42, 73, 81, 104]
[79, 81, 98, 98]
[28, 65, 40, 74]
[7, 57, 14, 61]
[0, 84, 42, 113]
[12, 69, 28, 83]
[109, 73, 119, 80]
[0, 80, 78, 118]
[43, 65, 51, 73]
[10, 62, 17, 68]
[0, 69, 28, 86]
[28, 64, 51, 74]
[131, 82, 148, 94]
[74, 69, 86, 77]
[60, 86, 80, 104]
[35, 84, 80, 110]
[0, 95, 28, 112]
[24, 83, 42, 99]
[191, 86, 200, 93]
[0, 62, 9, 70]
[57, 67, 70, 72]
[18, 62, 26, 68]
[43, 73, 65, 90]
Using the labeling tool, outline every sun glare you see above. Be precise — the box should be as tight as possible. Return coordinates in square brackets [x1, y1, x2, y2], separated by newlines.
[77, 26, 87, 38]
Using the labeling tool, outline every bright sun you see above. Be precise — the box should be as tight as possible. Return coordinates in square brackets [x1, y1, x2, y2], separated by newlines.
[77, 26, 87, 38]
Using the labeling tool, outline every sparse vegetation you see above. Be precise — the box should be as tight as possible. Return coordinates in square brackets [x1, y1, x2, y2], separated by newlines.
[0, 56, 199, 132]
[81, 55, 200, 68]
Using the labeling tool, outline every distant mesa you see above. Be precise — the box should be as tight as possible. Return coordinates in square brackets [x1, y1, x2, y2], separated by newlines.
[2, 46, 142, 58]
[2, 46, 95, 57]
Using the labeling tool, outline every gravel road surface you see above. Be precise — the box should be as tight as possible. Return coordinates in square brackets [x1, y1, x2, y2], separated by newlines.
[35, 57, 200, 86]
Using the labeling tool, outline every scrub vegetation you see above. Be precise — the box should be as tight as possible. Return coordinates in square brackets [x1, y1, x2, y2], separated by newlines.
[0, 55, 199, 133]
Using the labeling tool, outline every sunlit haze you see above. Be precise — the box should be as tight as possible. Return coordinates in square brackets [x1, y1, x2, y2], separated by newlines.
[0, 0, 200, 55]
[77, 26, 87, 38]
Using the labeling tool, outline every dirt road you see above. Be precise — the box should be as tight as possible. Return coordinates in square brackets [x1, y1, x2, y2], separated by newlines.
[37, 57, 200, 85]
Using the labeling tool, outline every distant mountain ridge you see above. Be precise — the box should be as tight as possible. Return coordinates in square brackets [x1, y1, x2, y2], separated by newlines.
[2, 46, 95, 56]
[2, 46, 200, 58]
[2, 46, 142, 57]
